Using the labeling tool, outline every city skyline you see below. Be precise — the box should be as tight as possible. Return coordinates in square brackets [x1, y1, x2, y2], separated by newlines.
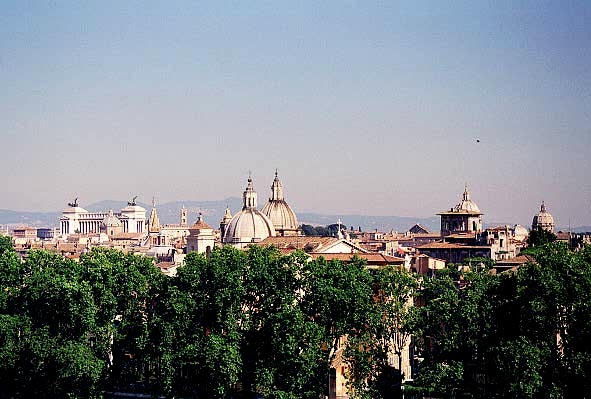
[2, 1, 590, 226]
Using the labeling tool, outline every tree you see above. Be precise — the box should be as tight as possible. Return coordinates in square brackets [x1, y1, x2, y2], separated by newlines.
[0, 243, 166, 398]
[300, 255, 376, 398]
[154, 246, 246, 398]
[409, 243, 591, 398]
[527, 229, 557, 247]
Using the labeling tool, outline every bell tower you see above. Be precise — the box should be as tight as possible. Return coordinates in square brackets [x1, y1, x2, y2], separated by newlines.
[180, 205, 188, 227]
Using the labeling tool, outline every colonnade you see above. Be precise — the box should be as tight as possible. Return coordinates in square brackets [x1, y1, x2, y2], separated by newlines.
[78, 220, 102, 234]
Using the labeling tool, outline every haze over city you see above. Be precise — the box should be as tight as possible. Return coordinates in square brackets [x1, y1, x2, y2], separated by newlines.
[2, 1, 590, 227]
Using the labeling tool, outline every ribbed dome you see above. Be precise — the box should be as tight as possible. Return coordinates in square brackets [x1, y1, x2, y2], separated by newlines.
[223, 208, 276, 244]
[262, 200, 298, 231]
[532, 201, 555, 232]
[223, 176, 276, 246]
[261, 171, 299, 234]
[454, 186, 481, 213]
[102, 210, 122, 227]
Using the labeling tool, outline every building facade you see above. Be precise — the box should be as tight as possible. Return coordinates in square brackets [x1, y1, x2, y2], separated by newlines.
[438, 186, 483, 237]
[59, 200, 146, 237]
[186, 213, 215, 256]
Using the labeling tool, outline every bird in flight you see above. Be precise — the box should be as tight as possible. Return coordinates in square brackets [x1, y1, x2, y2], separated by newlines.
[476, 139, 480, 143]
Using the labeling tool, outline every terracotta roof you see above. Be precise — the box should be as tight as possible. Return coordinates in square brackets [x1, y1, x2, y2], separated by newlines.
[416, 242, 491, 250]
[445, 233, 476, 239]
[156, 261, 176, 269]
[411, 233, 442, 238]
[259, 236, 368, 254]
[310, 253, 405, 266]
[57, 243, 78, 252]
[190, 220, 213, 230]
[495, 254, 536, 266]
[111, 233, 143, 240]
[259, 236, 340, 251]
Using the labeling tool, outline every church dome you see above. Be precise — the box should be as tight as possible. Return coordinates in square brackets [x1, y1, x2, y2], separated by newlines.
[532, 201, 555, 232]
[454, 186, 481, 213]
[262, 201, 298, 231]
[513, 224, 529, 240]
[223, 176, 276, 246]
[103, 210, 122, 227]
[261, 171, 299, 235]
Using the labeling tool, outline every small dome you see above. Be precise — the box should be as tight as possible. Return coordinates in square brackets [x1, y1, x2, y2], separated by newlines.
[532, 201, 555, 232]
[454, 186, 481, 213]
[513, 224, 529, 240]
[103, 210, 122, 227]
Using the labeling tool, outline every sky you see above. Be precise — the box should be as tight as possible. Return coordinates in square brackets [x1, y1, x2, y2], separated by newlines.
[1, 1, 590, 227]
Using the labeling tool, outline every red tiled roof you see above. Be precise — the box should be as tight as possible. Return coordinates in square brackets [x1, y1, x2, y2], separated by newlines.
[416, 242, 490, 250]
[111, 233, 143, 240]
[310, 252, 405, 266]
[495, 254, 536, 266]
[190, 220, 213, 230]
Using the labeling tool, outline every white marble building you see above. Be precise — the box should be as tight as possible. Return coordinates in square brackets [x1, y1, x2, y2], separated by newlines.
[59, 199, 147, 237]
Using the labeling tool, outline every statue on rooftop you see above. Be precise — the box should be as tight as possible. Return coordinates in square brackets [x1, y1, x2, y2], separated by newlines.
[128, 195, 138, 206]
[67, 197, 78, 207]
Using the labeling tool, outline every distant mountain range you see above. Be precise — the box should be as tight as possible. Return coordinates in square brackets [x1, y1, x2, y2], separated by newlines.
[1, 199, 589, 234]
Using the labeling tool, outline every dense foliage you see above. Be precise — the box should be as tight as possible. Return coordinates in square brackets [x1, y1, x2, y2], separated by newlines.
[2, 234, 590, 398]
[0, 236, 165, 398]
[409, 242, 591, 398]
[300, 224, 347, 237]
[0, 238, 413, 398]
[528, 229, 558, 247]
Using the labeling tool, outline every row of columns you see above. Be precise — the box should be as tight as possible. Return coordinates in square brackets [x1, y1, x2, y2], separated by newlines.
[60, 218, 145, 235]
[80, 220, 102, 234]
[61, 220, 70, 235]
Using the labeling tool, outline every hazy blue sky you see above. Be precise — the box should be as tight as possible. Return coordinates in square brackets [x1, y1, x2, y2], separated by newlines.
[1, 1, 590, 226]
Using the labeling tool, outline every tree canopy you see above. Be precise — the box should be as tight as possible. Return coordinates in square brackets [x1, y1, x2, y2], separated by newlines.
[408, 242, 591, 398]
[1, 235, 590, 399]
